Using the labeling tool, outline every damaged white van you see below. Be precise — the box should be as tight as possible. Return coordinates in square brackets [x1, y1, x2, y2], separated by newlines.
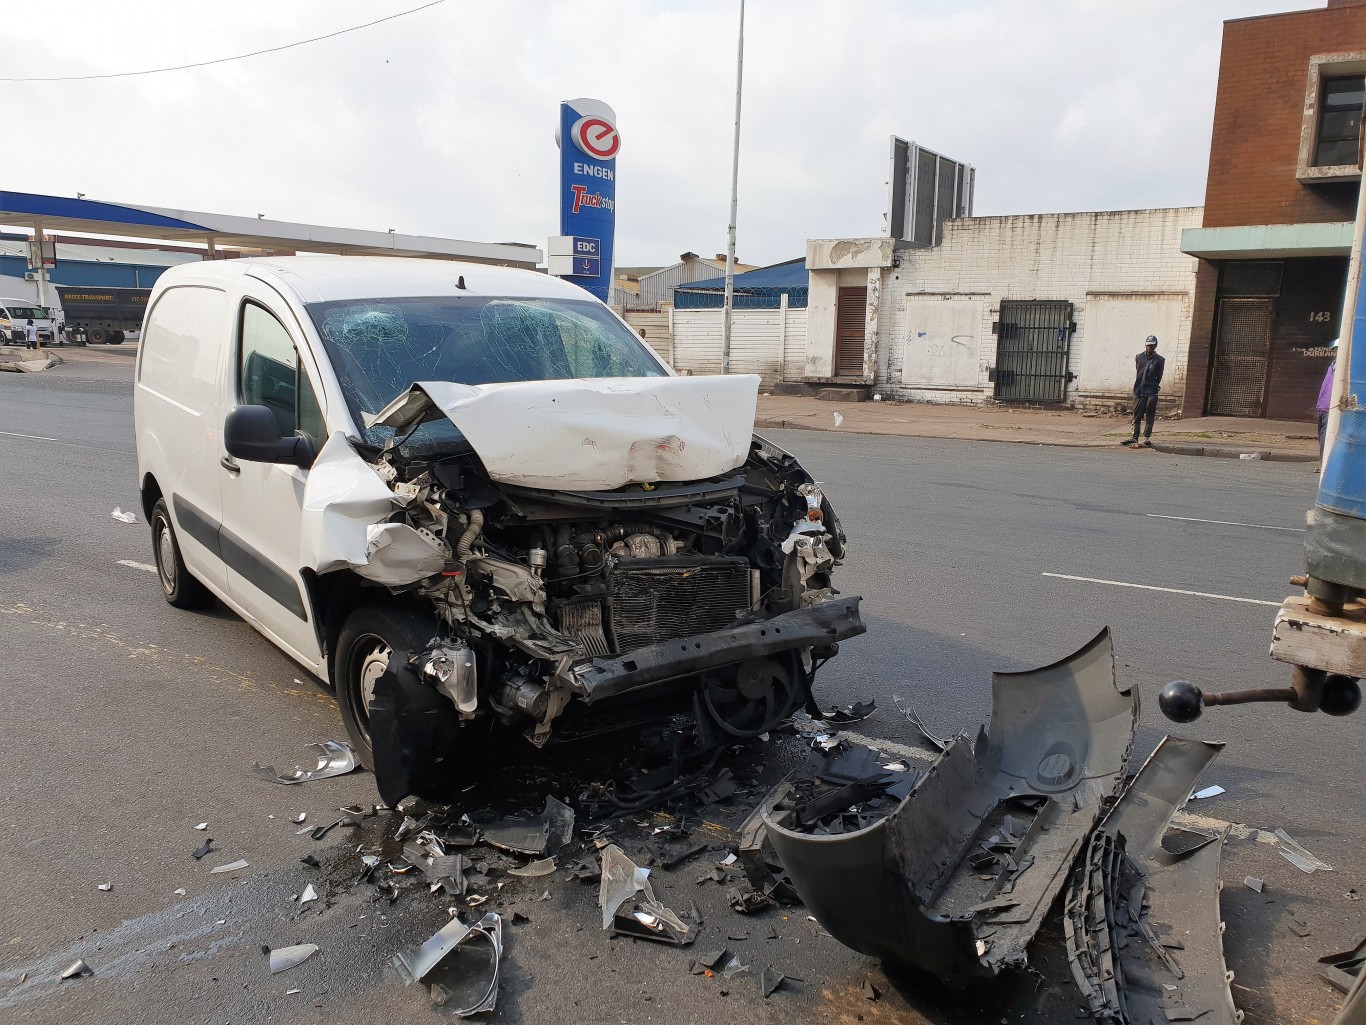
[134, 257, 862, 795]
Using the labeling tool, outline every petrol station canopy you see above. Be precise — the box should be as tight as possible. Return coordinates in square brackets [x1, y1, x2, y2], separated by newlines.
[0, 191, 542, 269]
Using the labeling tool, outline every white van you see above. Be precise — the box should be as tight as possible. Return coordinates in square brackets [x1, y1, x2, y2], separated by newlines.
[0, 298, 55, 343]
[133, 257, 858, 801]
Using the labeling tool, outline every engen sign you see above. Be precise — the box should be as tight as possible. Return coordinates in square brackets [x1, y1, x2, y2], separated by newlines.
[557, 98, 617, 302]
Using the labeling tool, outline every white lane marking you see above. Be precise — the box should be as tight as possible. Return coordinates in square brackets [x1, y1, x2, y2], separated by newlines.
[1147, 513, 1304, 533]
[0, 429, 57, 442]
[1042, 572, 1282, 608]
[839, 728, 1275, 842]
[117, 560, 157, 574]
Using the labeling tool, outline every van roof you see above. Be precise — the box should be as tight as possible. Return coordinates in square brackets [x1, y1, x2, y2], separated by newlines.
[153, 256, 586, 305]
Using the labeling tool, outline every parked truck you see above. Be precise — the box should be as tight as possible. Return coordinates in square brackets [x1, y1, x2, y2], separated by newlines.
[56, 285, 149, 345]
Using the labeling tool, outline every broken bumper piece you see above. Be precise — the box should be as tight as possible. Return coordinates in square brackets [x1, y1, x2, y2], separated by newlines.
[570, 597, 865, 703]
[762, 627, 1136, 978]
[393, 911, 503, 1017]
[1064, 736, 1241, 1025]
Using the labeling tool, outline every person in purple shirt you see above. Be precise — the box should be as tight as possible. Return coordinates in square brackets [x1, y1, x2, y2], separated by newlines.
[1318, 338, 1338, 459]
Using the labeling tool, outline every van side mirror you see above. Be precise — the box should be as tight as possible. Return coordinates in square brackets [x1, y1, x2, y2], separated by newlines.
[224, 405, 315, 468]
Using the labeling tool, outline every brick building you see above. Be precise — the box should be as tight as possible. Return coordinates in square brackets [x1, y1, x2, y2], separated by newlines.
[1182, 0, 1366, 421]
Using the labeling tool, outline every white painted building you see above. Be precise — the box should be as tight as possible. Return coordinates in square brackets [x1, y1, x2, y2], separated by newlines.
[804, 207, 1203, 409]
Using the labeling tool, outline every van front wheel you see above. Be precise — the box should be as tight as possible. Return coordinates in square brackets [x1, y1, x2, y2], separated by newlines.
[334, 604, 441, 769]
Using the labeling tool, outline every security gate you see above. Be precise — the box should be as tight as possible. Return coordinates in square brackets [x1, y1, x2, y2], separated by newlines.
[1207, 298, 1273, 417]
[992, 300, 1075, 403]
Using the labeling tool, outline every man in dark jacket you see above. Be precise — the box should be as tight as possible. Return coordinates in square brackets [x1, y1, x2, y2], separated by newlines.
[1121, 335, 1165, 448]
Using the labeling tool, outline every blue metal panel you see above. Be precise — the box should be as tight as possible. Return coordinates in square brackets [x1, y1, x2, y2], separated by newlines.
[0, 191, 207, 230]
[0, 255, 169, 290]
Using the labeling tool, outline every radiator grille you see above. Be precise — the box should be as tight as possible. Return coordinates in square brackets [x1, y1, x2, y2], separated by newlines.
[558, 597, 612, 657]
[609, 557, 752, 653]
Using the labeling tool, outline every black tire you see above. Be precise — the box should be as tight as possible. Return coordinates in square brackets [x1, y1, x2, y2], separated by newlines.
[88, 327, 107, 344]
[150, 498, 214, 610]
[109, 331, 125, 345]
[333, 604, 442, 769]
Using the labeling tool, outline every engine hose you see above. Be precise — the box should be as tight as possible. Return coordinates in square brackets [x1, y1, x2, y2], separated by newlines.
[455, 508, 484, 562]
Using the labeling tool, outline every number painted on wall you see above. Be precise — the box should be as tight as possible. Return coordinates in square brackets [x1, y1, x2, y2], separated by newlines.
[1309, 311, 1333, 323]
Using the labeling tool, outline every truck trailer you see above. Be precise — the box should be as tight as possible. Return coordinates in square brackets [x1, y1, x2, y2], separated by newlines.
[56, 285, 149, 345]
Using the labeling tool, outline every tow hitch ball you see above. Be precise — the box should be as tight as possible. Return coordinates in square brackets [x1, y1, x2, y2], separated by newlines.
[1160, 667, 1362, 723]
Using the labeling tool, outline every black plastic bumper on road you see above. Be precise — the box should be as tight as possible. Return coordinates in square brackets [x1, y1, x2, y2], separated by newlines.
[569, 596, 865, 704]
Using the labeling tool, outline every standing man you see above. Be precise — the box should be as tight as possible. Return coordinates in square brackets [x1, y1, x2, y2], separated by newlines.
[23, 318, 38, 351]
[1121, 335, 1165, 448]
[1317, 338, 1338, 459]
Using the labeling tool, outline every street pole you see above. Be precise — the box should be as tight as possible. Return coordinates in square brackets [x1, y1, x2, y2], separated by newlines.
[721, 0, 744, 375]
[33, 221, 47, 354]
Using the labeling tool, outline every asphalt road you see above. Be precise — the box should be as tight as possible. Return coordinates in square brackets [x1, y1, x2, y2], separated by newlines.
[0, 358, 1360, 1025]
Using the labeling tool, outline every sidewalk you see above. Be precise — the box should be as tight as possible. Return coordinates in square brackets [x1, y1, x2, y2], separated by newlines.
[755, 394, 1320, 462]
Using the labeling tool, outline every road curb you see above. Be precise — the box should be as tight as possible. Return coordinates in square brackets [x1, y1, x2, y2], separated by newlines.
[756, 418, 1317, 461]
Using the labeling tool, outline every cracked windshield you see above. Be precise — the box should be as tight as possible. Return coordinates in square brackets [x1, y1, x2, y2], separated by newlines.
[308, 296, 665, 447]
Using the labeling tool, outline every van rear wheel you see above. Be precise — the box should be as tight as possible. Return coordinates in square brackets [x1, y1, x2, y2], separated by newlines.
[150, 498, 214, 610]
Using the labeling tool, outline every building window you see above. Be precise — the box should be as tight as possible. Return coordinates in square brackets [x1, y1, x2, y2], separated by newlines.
[1316, 76, 1365, 167]
[1298, 53, 1366, 184]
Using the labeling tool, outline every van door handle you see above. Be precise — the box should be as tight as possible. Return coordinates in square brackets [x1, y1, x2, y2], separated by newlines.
[220, 455, 241, 475]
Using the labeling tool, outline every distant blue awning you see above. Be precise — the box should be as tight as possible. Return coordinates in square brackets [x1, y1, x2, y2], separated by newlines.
[674, 258, 808, 309]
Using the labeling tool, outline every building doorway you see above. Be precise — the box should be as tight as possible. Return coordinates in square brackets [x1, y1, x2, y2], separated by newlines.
[834, 286, 867, 377]
[1207, 297, 1274, 416]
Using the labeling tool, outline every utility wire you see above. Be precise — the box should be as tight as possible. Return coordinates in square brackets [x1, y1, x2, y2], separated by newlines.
[0, 0, 445, 83]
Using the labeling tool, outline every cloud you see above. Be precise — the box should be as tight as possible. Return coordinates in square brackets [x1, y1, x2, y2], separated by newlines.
[3, 0, 1307, 265]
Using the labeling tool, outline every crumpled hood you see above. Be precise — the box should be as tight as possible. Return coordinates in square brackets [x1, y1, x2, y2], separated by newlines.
[368, 375, 760, 492]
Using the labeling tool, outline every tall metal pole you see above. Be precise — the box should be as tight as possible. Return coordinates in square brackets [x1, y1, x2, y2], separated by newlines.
[721, 0, 744, 375]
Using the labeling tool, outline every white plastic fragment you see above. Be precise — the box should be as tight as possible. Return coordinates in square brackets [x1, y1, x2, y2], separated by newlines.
[1239, 452, 1263, 460]
[300, 884, 318, 905]
[195, 822, 208, 830]
[293, 813, 307, 824]
[720, 853, 737, 866]
[111, 508, 137, 523]
[210, 859, 250, 874]
[1274, 828, 1333, 873]
[60, 959, 92, 980]
[97, 883, 111, 891]
[286, 988, 301, 995]
[1191, 785, 1225, 800]
[174, 888, 187, 896]
[268, 943, 319, 974]
[833, 412, 844, 427]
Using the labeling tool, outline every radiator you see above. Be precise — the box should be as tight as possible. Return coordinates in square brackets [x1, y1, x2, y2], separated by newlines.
[608, 556, 752, 653]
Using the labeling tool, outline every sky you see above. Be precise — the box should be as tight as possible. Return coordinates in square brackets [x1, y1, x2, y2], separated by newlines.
[2, 0, 1319, 267]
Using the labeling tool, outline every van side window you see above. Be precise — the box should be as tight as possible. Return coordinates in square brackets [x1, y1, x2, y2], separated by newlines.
[239, 302, 324, 443]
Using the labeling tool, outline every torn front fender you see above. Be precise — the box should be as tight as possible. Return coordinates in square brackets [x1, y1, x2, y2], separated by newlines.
[763, 627, 1136, 978]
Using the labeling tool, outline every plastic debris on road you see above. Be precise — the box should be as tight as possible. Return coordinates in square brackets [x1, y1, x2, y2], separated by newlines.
[1275, 828, 1334, 874]
[60, 959, 93, 980]
[110, 508, 137, 523]
[833, 413, 844, 427]
[253, 741, 358, 785]
[393, 912, 503, 1017]
[1191, 784, 1226, 800]
[599, 844, 695, 945]
[268, 944, 319, 974]
[300, 884, 318, 905]
[210, 859, 249, 875]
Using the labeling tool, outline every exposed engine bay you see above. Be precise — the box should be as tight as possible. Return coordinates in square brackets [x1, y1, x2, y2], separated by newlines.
[303, 375, 865, 763]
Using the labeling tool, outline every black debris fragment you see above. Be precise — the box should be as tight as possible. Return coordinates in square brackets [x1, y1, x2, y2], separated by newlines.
[821, 699, 876, 725]
[300, 854, 320, 869]
[760, 965, 786, 997]
[190, 839, 216, 860]
[1317, 936, 1366, 994]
